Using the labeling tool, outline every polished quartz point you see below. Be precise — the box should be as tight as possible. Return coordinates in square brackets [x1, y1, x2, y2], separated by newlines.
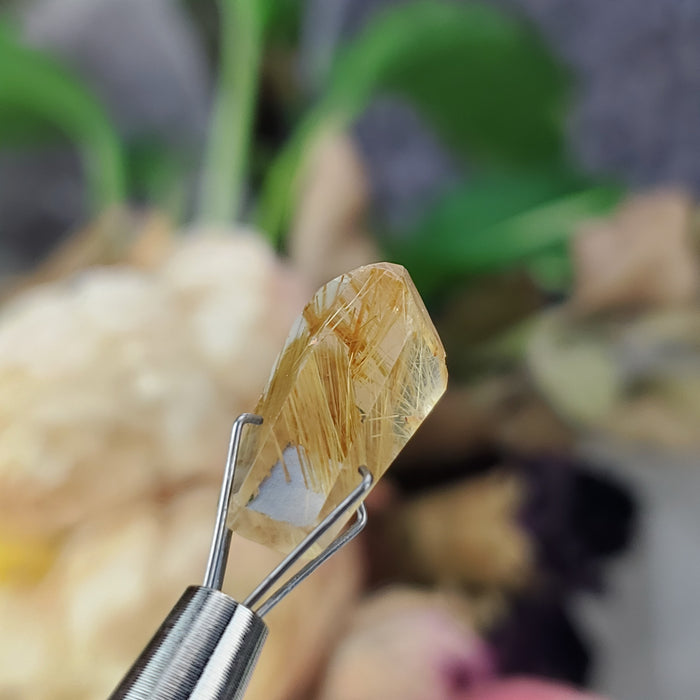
[229, 263, 447, 553]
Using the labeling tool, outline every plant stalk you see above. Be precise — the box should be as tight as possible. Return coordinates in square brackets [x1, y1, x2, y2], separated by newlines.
[200, 0, 263, 225]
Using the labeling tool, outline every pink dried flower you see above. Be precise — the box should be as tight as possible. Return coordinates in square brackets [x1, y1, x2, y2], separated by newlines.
[462, 678, 607, 700]
[317, 588, 495, 700]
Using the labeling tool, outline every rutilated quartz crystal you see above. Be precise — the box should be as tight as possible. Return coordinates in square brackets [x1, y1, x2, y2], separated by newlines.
[229, 262, 447, 553]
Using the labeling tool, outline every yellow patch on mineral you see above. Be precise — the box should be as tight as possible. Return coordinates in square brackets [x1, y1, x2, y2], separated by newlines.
[0, 531, 57, 586]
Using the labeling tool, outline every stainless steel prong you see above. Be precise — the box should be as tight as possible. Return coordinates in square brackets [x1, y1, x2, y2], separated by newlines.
[244, 466, 373, 614]
[203, 412, 263, 590]
[110, 421, 374, 700]
[255, 501, 367, 618]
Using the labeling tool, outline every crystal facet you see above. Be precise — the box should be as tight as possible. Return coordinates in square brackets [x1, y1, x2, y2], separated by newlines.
[229, 263, 447, 552]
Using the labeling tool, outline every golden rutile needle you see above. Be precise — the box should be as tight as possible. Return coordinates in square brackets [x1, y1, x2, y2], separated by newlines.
[229, 263, 447, 553]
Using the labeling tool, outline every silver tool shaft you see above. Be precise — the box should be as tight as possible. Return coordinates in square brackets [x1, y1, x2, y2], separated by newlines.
[107, 413, 371, 700]
[109, 587, 266, 700]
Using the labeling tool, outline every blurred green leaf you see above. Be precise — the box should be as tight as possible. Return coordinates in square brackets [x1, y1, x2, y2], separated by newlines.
[258, 1, 568, 240]
[0, 24, 125, 209]
[384, 173, 622, 298]
[525, 245, 573, 292]
[263, 0, 301, 45]
[0, 104, 64, 146]
[127, 142, 189, 219]
[327, 1, 567, 165]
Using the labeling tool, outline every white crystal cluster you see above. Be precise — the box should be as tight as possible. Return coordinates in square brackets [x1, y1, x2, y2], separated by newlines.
[0, 230, 307, 535]
[0, 229, 324, 698]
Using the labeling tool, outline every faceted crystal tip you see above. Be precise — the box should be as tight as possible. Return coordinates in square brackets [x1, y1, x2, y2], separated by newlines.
[229, 262, 448, 553]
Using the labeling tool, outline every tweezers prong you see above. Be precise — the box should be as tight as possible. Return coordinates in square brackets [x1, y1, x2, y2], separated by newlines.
[244, 466, 373, 615]
[203, 413, 263, 590]
[255, 501, 367, 618]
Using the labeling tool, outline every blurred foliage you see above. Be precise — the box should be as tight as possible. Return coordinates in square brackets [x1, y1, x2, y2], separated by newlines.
[126, 142, 189, 218]
[258, 1, 572, 241]
[0, 0, 626, 300]
[329, 2, 567, 167]
[0, 19, 124, 209]
[200, 0, 265, 223]
[386, 173, 622, 298]
[263, 0, 302, 46]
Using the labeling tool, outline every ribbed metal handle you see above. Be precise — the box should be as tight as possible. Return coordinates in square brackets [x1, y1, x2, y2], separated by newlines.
[109, 586, 267, 700]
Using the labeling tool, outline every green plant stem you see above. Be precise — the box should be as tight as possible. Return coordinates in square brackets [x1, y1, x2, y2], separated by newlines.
[80, 127, 125, 210]
[0, 47, 125, 211]
[200, 0, 263, 225]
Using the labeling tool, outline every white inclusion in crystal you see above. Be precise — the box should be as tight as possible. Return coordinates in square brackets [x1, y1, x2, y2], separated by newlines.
[247, 444, 326, 527]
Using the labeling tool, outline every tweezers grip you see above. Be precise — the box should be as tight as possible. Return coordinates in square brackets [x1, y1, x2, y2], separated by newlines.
[108, 586, 267, 700]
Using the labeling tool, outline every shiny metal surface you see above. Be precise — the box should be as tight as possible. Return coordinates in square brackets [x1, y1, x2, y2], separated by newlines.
[246, 467, 372, 616]
[108, 586, 267, 700]
[203, 413, 262, 591]
[108, 415, 373, 700]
